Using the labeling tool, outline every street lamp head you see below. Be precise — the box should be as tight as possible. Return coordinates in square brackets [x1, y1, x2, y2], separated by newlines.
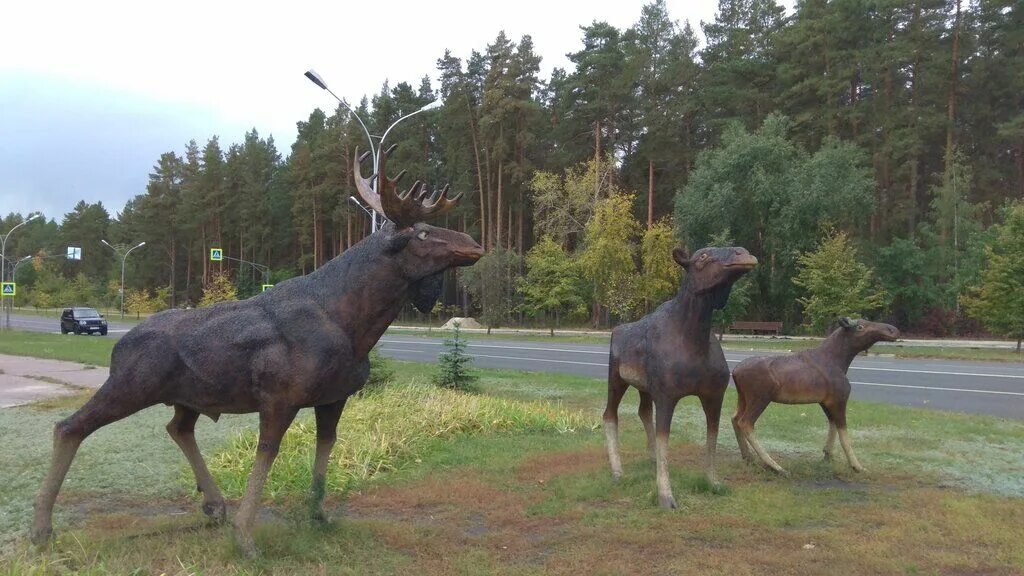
[305, 70, 329, 91]
[101, 239, 112, 247]
[419, 100, 443, 112]
[26, 213, 40, 222]
[136, 242, 146, 248]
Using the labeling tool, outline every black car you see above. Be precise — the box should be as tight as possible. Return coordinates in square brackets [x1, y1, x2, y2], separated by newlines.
[60, 307, 108, 335]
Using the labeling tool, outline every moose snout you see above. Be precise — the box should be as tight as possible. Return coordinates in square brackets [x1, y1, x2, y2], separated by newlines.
[453, 242, 485, 266]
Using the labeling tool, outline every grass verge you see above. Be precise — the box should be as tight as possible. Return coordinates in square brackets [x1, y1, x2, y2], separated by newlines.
[0, 331, 113, 367]
[206, 379, 594, 499]
[1, 357, 1022, 574]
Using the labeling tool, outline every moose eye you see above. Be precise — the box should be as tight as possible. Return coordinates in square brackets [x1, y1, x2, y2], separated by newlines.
[700, 253, 709, 260]
[856, 324, 864, 331]
[417, 230, 428, 241]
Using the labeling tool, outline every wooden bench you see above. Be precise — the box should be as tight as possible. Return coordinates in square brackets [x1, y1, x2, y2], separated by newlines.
[729, 321, 783, 336]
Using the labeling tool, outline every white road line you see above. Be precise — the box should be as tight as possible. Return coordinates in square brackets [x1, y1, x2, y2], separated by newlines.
[379, 339, 1024, 380]
[471, 353, 608, 367]
[851, 381, 1024, 397]
[380, 348, 1023, 399]
[848, 366, 1024, 380]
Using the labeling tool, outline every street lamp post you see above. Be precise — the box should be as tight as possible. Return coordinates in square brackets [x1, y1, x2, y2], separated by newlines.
[101, 239, 146, 319]
[1, 213, 40, 330]
[304, 69, 441, 232]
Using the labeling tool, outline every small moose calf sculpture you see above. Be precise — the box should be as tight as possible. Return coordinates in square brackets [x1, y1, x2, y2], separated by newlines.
[731, 317, 900, 475]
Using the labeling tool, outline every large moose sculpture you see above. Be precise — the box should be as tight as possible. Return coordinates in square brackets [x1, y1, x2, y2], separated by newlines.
[731, 317, 899, 475]
[604, 246, 757, 508]
[31, 148, 483, 556]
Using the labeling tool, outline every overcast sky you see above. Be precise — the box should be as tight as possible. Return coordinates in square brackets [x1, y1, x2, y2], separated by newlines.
[0, 0, 789, 223]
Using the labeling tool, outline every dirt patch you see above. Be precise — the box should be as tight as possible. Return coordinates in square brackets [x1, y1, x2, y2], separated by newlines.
[514, 447, 607, 483]
[346, 472, 576, 571]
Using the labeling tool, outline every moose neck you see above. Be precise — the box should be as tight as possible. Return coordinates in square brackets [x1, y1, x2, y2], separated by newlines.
[307, 232, 411, 358]
[817, 329, 863, 372]
[671, 280, 719, 355]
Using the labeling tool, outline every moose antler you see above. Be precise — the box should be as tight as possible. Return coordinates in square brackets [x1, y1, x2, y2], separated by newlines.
[353, 146, 463, 228]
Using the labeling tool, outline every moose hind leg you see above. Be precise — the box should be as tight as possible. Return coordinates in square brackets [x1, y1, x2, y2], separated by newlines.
[233, 407, 298, 557]
[820, 403, 837, 462]
[736, 396, 787, 475]
[699, 393, 724, 489]
[603, 371, 629, 481]
[31, 384, 155, 544]
[732, 387, 755, 463]
[654, 397, 679, 509]
[638, 391, 655, 461]
[310, 399, 347, 523]
[167, 405, 225, 522]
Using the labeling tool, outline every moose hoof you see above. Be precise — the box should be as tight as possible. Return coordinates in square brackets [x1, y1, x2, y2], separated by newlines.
[29, 525, 53, 546]
[851, 465, 867, 474]
[234, 531, 258, 559]
[610, 471, 622, 483]
[771, 466, 790, 477]
[658, 495, 677, 510]
[202, 500, 227, 523]
[310, 507, 331, 525]
[823, 451, 833, 462]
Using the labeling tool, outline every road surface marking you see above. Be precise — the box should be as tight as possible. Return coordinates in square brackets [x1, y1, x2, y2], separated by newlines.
[381, 339, 1024, 380]
[380, 348, 1024, 398]
[851, 381, 1024, 397]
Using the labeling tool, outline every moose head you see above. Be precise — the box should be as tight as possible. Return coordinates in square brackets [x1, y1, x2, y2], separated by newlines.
[672, 246, 758, 309]
[836, 317, 900, 347]
[354, 146, 484, 312]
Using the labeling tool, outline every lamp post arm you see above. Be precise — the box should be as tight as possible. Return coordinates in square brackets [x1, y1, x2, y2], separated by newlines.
[380, 107, 431, 152]
[326, 88, 376, 160]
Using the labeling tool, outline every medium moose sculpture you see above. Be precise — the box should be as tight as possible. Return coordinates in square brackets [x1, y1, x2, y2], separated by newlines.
[605, 246, 757, 508]
[31, 148, 483, 556]
[731, 317, 899, 475]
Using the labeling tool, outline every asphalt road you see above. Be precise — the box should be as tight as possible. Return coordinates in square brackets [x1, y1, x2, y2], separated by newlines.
[5, 313, 1023, 419]
[376, 335, 1024, 420]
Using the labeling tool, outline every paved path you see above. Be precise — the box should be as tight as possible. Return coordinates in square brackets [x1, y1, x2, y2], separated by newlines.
[0, 354, 108, 408]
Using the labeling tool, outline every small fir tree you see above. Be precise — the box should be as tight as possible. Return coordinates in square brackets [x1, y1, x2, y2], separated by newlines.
[433, 322, 477, 392]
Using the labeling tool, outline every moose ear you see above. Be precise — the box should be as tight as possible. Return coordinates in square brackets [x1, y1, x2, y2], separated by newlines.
[385, 227, 415, 254]
[838, 316, 856, 329]
[672, 247, 690, 269]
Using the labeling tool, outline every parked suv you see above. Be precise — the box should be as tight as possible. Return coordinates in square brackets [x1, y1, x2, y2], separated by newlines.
[60, 307, 108, 336]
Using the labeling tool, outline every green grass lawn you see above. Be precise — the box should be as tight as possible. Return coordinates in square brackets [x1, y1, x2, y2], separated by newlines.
[0, 331, 114, 367]
[1, 351, 1022, 574]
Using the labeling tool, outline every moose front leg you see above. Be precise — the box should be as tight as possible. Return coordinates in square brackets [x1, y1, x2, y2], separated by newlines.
[233, 407, 297, 557]
[654, 397, 679, 509]
[309, 399, 347, 523]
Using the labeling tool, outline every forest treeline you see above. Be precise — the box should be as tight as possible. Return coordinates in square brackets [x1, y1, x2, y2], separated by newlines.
[4, 0, 1023, 337]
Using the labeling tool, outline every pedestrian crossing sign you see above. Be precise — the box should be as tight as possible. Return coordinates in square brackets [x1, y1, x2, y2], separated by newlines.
[1, 282, 14, 297]
[210, 248, 223, 261]
[262, 284, 274, 292]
